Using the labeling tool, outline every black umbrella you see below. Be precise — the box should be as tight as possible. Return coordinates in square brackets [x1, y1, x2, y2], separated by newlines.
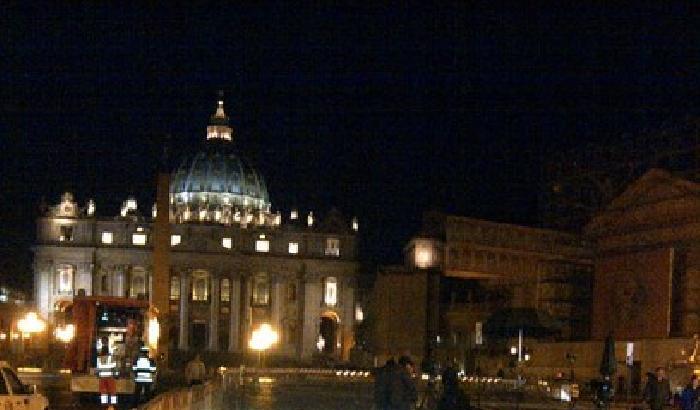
[600, 334, 617, 377]
[484, 307, 563, 339]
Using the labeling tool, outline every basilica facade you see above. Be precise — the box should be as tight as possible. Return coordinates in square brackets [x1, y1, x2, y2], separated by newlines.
[32, 97, 360, 361]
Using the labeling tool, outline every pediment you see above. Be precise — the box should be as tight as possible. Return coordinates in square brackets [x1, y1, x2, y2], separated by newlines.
[586, 169, 700, 235]
[607, 169, 700, 210]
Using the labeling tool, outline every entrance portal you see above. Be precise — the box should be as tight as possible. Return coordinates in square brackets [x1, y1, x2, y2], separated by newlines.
[319, 314, 338, 354]
[191, 322, 207, 350]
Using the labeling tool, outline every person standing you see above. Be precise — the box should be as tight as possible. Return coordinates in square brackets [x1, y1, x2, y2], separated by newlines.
[97, 336, 118, 409]
[374, 358, 396, 410]
[388, 356, 417, 410]
[680, 375, 699, 410]
[131, 344, 157, 407]
[438, 364, 469, 410]
[643, 367, 672, 410]
[185, 353, 206, 386]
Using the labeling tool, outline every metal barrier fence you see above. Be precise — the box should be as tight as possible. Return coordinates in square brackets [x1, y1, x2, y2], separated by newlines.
[141, 381, 219, 410]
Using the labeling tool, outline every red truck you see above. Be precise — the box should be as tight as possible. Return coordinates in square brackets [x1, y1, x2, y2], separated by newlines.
[59, 296, 156, 399]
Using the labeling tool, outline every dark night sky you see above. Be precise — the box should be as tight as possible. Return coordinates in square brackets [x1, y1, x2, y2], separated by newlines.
[2, 4, 699, 289]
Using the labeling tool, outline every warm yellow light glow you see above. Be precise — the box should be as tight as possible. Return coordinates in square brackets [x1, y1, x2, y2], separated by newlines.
[510, 346, 518, 355]
[55, 324, 75, 343]
[415, 247, 433, 268]
[307, 212, 314, 227]
[222, 237, 232, 249]
[171, 234, 181, 247]
[17, 312, 46, 334]
[148, 317, 160, 351]
[249, 323, 278, 351]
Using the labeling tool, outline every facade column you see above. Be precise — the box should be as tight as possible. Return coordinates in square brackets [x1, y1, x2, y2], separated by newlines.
[301, 279, 321, 359]
[178, 270, 190, 350]
[341, 281, 355, 361]
[241, 275, 251, 345]
[208, 274, 220, 351]
[228, 277, 241, 352]
[270, 276, 283, 337]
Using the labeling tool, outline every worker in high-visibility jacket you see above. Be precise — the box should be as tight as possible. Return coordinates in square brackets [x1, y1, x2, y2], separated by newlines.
[131, 344, 157, 406]
[97, 336, 118, 408]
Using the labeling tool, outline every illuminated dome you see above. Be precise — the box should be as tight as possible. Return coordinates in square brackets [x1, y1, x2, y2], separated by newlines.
[171, 150, 271, 211]
[170, 94, 272, 224]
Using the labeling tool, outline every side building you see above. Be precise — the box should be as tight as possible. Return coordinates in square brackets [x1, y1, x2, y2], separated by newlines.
[33, 97, 360, 361]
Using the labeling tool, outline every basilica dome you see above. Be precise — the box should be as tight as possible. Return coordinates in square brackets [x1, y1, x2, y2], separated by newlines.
[170, 96, 272, 218]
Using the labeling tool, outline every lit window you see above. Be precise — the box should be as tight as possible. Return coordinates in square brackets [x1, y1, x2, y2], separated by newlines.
[125, 198, 137, 211]
[170, 276, 180, 300]
[324, 277, 337, 306]
[57, 265, 74, 294]
[255, 235, 269, 253]
[325, 238, 340, 257]
[288, 242, 299, 254]
[132, 233, 147, 246]
[307, 212, 314, 227]
[59, 226, 74, 242]
[170, 234, 181, 247]
[192, 270, 210, 301]
[222, 237, 232, 249]
[101, 232, 113, 244]
[130, 267, 147, 298]
[252, 274, 270, 306]
[355, 304, 364, 322]
[290, 209, 298, 220]
[221, 278, 231, 303]
[352, 217, 359, 232]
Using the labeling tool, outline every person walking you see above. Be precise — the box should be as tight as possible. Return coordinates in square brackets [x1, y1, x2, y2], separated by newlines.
[185, 353, 206, 386]
[643, 367, 672, 410]
[388, 356, 417, 410]
[374, 358, 396, 410]
[680, 375, 699, 410]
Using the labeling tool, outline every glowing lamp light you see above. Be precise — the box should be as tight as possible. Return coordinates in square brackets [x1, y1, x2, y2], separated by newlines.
[55, 324, 75, 343]
[147, 317, 160, 351]
[316, 335, 325, 351]
[415, 247, 433, 268]
[249, 323, 278, 351]
[17, 312, 46, 334]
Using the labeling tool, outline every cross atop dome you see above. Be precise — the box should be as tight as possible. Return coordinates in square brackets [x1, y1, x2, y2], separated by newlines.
[206, 90, 233, 142]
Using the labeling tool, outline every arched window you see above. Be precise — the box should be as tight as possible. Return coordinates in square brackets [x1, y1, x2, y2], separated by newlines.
[100, 274, 109, 295]
[130, 267, 147, 298]
[252, 273, 269, 306]
[170, 275, 180, 300]
[191, 270, 210, 301]
[57, 264, 74, 295]
[221, 278, 231, 303]
[324, 277, 338, 307]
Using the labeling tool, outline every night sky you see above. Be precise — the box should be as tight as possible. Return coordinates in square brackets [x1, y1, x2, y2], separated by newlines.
[2, 4, 699, 290]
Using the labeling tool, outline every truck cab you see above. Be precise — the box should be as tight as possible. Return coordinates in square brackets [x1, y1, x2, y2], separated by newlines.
[0, 362, 49, 410]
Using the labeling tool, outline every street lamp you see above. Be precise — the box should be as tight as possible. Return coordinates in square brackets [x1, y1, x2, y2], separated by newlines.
[17, 312, 46, 334]
[249, 323, 278, 368]
[17, 312, 46, 366]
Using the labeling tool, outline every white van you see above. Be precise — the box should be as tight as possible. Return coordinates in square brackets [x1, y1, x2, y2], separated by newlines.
[0, 362, 49, 410]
